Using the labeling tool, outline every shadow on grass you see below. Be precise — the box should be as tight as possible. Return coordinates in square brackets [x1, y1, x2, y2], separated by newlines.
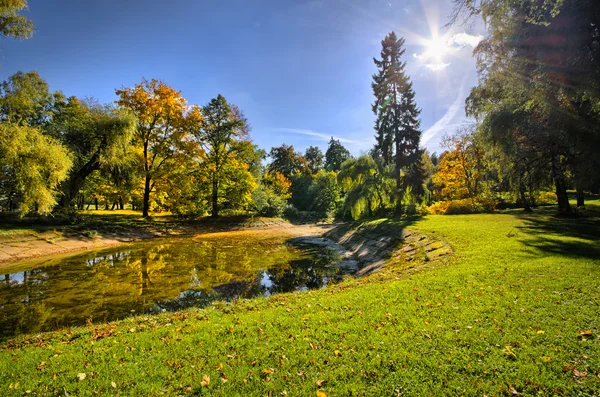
[516, 207, 600, 260]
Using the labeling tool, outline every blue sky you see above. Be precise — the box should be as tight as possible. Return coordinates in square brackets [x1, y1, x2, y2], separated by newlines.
[0, 0, 484, 155]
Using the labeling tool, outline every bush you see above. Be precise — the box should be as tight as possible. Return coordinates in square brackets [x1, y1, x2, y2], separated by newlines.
[535, 191, 557, 206]
[251, 186, 287, 217]
[427, 198, 496, 215]
[284, 205, 328, 222]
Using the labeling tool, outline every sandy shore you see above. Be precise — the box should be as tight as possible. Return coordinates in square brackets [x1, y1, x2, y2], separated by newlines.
[0, 222, 334, 269]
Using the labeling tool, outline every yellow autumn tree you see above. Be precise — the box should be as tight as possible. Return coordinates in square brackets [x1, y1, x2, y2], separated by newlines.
[116, 79, 190, 217]
[432, 130, 486, 200]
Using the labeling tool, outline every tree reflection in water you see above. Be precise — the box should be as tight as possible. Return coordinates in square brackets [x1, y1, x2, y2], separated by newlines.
[0, 235, 355, 338]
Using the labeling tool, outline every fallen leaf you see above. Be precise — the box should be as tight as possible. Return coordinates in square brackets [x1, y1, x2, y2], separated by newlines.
[536, 330, 545, 335]
[201, 375, 210, 387]
[316, 391, 327, 397]
[573, 369, 587, 378]
[334, 350, 342, 357]
[509, 385, 520, 395]
[111, 382, 117, 388]
[77, 373, 86, 381]
[316, 379, 326, 387]
[263, 368, 274, 374]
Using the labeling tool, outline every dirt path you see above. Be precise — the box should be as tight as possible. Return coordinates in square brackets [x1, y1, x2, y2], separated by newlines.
[0, 222, 334, 268]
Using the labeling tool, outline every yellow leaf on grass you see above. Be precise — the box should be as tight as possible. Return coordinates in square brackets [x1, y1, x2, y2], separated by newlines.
[77, 373, 86, 381]
[201, 375, 210, 387]
[111, 382, 117, 388]
[316, 379, 326, 387]
[316, 391, 327, 397]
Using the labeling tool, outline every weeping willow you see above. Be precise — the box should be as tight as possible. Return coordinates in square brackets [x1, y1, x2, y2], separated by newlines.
[338, 155, 394, 220]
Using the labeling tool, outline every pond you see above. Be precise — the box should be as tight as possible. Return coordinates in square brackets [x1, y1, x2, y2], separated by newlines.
[0, 232, 356, 338]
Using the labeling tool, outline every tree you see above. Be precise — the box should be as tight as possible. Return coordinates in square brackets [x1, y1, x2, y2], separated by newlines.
[453, 0, 600, 214]
[268, 144, 306, 178]
[51, 97, 136, 208]
[338, 155, 394, 219]
[372, 32, 422, 214]
[304, 145, 324, 174]
[0, 0, 34, 40]
[324, 137, 350, 172]
[192, 94, 254, 218]
[432, 130, 487, 200]
[0, 123, 71, 214]
[309, 171, 340, 213]
[0, 71, 56, 127]
[116, 78, 188, 217]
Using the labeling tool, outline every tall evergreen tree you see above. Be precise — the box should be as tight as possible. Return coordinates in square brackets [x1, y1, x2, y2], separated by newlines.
[324, 137, 350, 172]
[372, 32, 422, 214]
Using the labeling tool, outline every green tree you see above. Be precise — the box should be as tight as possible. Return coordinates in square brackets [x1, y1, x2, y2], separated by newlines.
[116, 78, 189, 217]
[304, 145, 324, 174]
[0, 123, 71, 214]
[454, 0, 600, 213]
[192, 95, 254, 218]
[324, 137, 350, 172]
[0, 71, 58, 127]
[309, 171, 340, 213]
[268, 144, 306, 178]
[51, 97, 136, 209]
[0, 0, 34, 40]
[372, 32, 422, 214]
[338, 155, 394, 220]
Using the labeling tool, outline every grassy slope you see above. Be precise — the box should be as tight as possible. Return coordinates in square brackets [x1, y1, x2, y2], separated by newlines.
[1, 208, 599, 396]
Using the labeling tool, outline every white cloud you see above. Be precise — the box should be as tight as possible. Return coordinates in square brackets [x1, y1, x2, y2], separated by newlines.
[413, 32, 484, 72]
[448, 33, 484, 48]
[425, 62, 450, 72]
[274, 128, 359, 144]
[422, 76, 469, 145]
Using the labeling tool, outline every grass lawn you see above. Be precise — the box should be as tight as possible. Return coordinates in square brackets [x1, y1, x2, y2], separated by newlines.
[1, 205, 599, 396]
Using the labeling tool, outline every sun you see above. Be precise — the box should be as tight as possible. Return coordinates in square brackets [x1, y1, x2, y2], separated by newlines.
[421, 35, 451, 63]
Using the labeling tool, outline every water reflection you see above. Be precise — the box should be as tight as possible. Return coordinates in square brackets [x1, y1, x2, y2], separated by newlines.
[0, 235, 355, 338]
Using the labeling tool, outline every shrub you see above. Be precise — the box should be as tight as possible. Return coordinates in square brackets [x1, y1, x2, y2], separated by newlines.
[251, 186, 287, 217]
[535, 191, 557, 206]
[427, 198, 496, 215]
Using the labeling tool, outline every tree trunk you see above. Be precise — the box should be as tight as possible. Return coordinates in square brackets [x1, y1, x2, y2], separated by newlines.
[519, 170, 532, 212]
[95, 198, 98, 210]
[576, 187, 585, 207]
[119, 197, 124, 210]
[143, 174, 151, 218]
[550, 154, 572, 215]
[394, 139, 403, 216]
[60, 152, 101, 209]
[211, 178, 219, 218]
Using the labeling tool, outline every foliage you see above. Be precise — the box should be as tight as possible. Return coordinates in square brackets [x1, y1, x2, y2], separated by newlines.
[455, 0, 600, 214]
[251, 185, 287, 217]
[432, 130, 487, 200]
[308, 171, 340, 214]
[371, 32, 422, 213]
[324, 137, 350, 172]
[268, 144, 306, 178]
[116, 78, 190, 217]
[192, 95, 256, 217]
[427, 198, 496, 215]
[0, 71, 56, 126]
[0, 0, 33, 40]
[338, 155, 394, 220]
[0, 123, 71, 214]
[304, 145, 324, 174]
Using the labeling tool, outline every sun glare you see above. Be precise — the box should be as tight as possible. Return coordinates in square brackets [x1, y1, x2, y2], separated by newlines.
[422, 35, 450, 63]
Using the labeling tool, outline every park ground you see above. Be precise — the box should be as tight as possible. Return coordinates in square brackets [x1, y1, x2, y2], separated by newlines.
[0, 199, 599, 396]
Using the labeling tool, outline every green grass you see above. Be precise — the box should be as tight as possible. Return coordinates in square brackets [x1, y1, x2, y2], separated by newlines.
[1, 208, 599, 396]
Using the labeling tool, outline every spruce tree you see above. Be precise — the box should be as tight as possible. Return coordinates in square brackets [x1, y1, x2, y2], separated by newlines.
[372, 31, 422, 214]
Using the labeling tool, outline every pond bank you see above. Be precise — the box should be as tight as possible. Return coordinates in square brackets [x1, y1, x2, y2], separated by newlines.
[0, 219, 333, 268]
